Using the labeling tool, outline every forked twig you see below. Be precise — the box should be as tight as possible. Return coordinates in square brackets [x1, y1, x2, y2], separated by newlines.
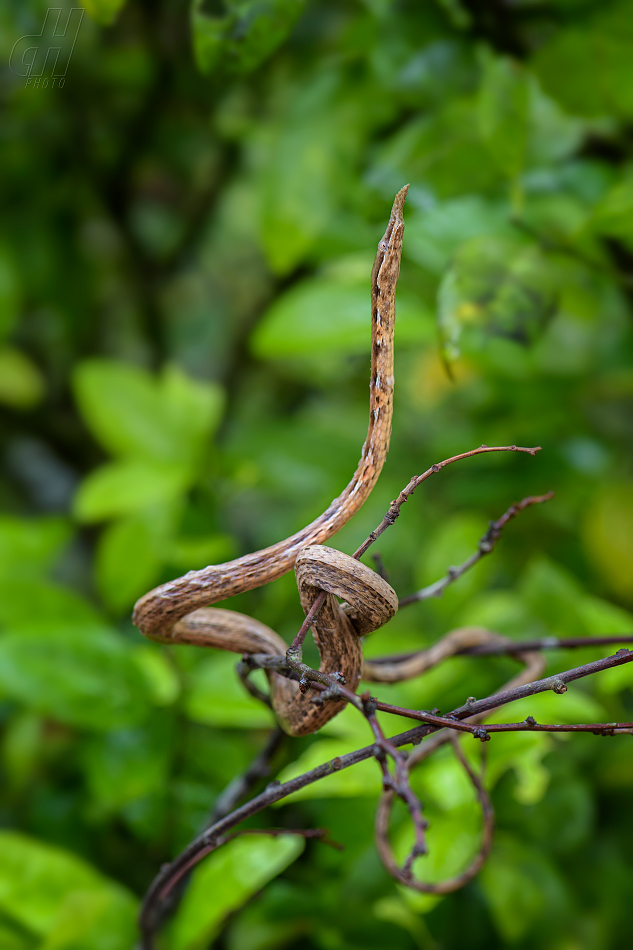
[399, 491, 554, 607]
[288, 444, 541, 655]
[375, 732, 494, 893]
[139, 445, 633, 944]
[139, 646, 633, 945]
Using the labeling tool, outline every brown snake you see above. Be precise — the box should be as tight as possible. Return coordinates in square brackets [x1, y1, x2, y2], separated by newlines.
[133, 185, 540, 738]
[133, 186, 408, 735]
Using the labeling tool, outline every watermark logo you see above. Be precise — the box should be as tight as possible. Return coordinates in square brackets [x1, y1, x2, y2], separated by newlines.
[9, 8, 84, 89]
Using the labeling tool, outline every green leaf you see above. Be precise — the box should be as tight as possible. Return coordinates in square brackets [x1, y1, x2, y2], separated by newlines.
[82, 721, 172, 813]
[526, 81, 587, 166]
[437, 236, 556, 364]
[457, 590, 534, 640]
[484, 693, 605, 804]
[433, 0, 471, 30]
[191, 7, 226, 75]
[74, 459, 189, 522]
[0, 920, 32, 950]
[161, 364, 225, 459]
[81, 0, 128, 26]
[0, 624, 151, 730]
[533, 2, 633, 119]
[478, 53, 529, 182]
[480, 835, 569, 942]
[403, 197, 509, 275]
[391, 795, 486, 891]
[482, 729, 552, 806]
[0, 831, 137, 944]
[414, 513, 496, 607]
[0, 347, 45, 408]
[95, 514, 163, 611]
[276, 738, 381, 801]
[74, 360, 175, 460]
[257, 73, 373, 273]
[578, 594, 633, 637]
[192, 0, 306, 76]
[251, 262, 431, 357]
[591, 172, 633, 247]
[370, 98, 499, 203]
[0, 517, 71, 581]
[73, 360, 223, 464]
[167, 533, 234, 572]
[519, 557, 593, 639]
[582, 484, 633, 603]
[168, 833, 304, 950]
[1, 712, 42, 791]
[185, 652, 273, 729]
[132, 645, 181, 707]
[0, 580, 100, 628]
[40, 887, 138, 950]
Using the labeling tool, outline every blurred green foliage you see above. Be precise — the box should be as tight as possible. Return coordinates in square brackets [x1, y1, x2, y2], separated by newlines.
[1, 1, 633, 947]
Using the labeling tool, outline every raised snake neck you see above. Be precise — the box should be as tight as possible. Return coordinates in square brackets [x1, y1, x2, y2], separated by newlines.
[130, 186, 542, 740]
[133, 185, 408, 641]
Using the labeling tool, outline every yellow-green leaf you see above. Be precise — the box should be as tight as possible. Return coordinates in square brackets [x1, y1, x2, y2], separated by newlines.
[169, 833, 304, 950]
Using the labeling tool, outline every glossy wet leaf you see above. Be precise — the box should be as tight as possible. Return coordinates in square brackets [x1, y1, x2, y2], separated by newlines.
[168, 833, 304, 950]
[0, 831, 137, 945]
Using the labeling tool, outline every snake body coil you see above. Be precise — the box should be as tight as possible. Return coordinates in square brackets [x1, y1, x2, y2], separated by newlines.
[172, 547, 398, 736]
[133, 187, 408, 736]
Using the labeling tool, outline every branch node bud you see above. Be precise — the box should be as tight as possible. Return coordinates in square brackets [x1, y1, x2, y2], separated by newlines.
[473, 727, 490, 742]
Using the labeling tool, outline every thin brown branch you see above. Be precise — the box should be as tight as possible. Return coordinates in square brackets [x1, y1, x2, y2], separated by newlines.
[399, 491, 554, 607]
[353, 444, 541, 561]
[287, 445, 541, 657]
[239, 653, 431, 848]
[372, 702, 633, 736]
[208, 726, 286, 824]
[366, 633, 633, 672]
[375, 733, 494, 894]
[463, 633, 633, 655]
[287, 590, 327, 656]
[362, 693, 428, 859]
[140, 646, 633, 942]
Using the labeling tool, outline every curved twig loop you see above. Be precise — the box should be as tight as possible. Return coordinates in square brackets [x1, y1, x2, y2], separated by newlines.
[375, 733, 494, 895]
